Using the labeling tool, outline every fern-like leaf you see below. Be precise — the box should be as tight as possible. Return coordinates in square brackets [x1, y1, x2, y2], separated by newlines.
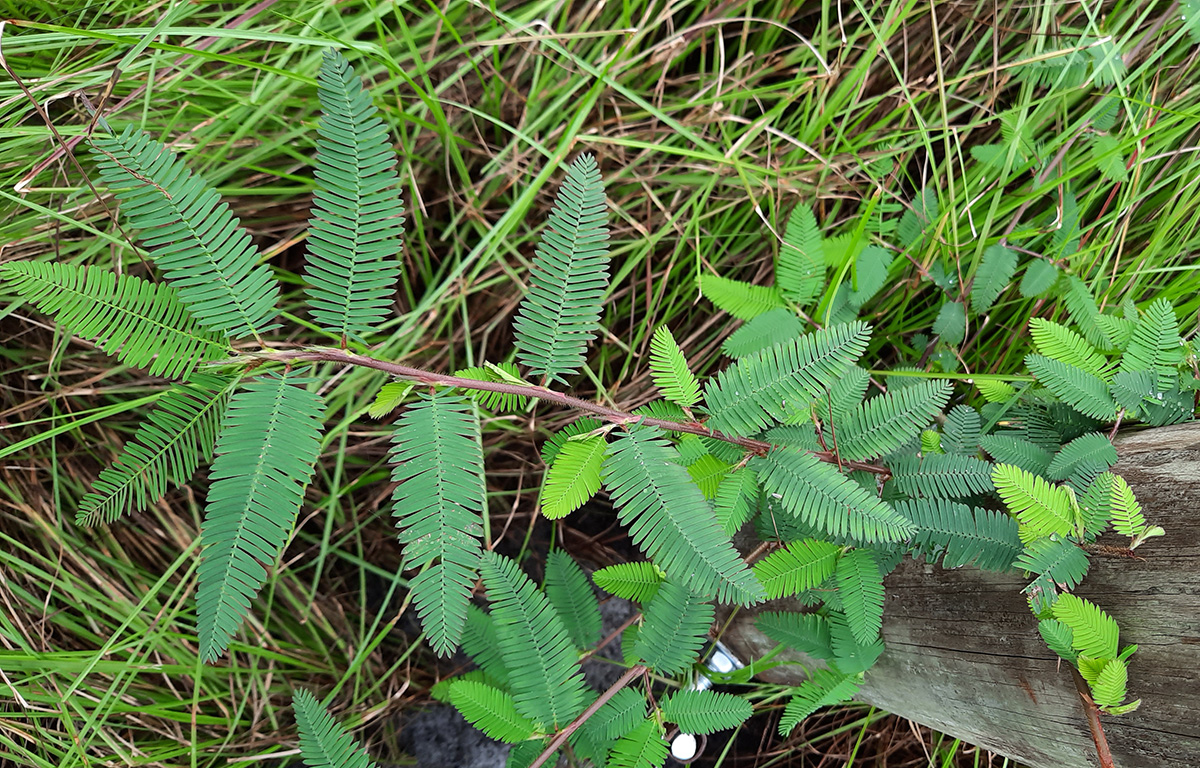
[1015, 538, 1089, 589]
[1119, 298, 1182, 392]
[480, 551, 589, 730]
[448, 680, 538, 744]
[544, 550, 602, 648]
[90, 126, 279, 338]
[970, 244, 1017, 311]
[836, 380, 952, 461]
[540, 434, 607, 519]
[454, 362, 529, 412]
[390, 391, 486, 656]
[197, 371, 325, 661]
[932, 301, 966, 345]
[1046, 432, 1117, 481]
[1091, 658, 1130, 710]
[991, 464, 1075, 544]
[661, 690, 753, 735]
[828, 610, 884, 674]
[582, 687, 646, 743]
[0, 262, 228, 380]
[777, 205, 824, 307]
[756, 611, 834, 661]
[705, 322, 871, 437]
[1109, 474, 1159, 545]
[633, 580, 714, 676]
[942, 405, 981, 456]
[1039, 618, 1077, 662]
[512, 154, 610, 384]
[753, 538, 841, 599]
[887, 452, 995, 499]
[1026, 354, 1117, 420]
[79, 374, 236, 525]
[835, 549, 885, 645]
[609, 719, 668, 768]
[699, 273, 785, 320]
[895, 498, 1022, 571]
[648, 325, 701, 409]
[778, 669, 861, 736]
[303, 49, 404, 343]
[1030, 319, 1111, 379]
[1052, 593, 1118, 659]
[722, 308, 805, 359]
[979, 434, 1054, 476]
[714, 468, 759, 535]
[293, 689, 378, 768]
[461, 606, 511, 688]
[1020, 260, 1059, 298]
[753, 447, 914, 544]
[592, 562, 663, 603]
[603, 426, 765, 605]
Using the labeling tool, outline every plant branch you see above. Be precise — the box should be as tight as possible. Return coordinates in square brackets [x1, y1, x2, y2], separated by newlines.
[529, 664, 647, 768]
[251, 347, 891, 476]
[1070, 665, 1116, 768]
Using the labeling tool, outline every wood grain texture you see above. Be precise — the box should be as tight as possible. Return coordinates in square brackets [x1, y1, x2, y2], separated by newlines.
[720, 422, 1200, 768]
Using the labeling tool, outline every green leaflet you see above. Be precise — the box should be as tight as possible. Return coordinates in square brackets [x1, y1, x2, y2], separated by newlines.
[1015, 538, 1090, 589]
[756, 611, 834, 661]
[293, 689, 378, 768]
[1052, 593, 1118, 659]
[579, 687, 646, 743]
[79, 374, 237, 525]
[455, 362, 530, 412]
[1119, 298, 1183, 392]
[448, 680, 537, 744]
[751, 446, 914, 544]
[835, 549, 885, 646]
[389, 392, 486, 656]
[979, 434, 1054, 476]
[1046, 432, 1117, 482]
[1039, 619, 1077, 662]
[705, 321, 871, 436]
[608, 719, 668, 768]
[714, 468, 759, 535]
[304, 49, 405, 344]
[720, 308, 805, 359]
[777, 204, 824, 307]
[835, 379, 952, 461]
[699, 273, 785, 320]
[753, 538, 841, 599]
[941, 405, 981, 456]
[0, 261, 228, 380]
[648, 326, 701, 409]
[970, 244, 1017, 311]
[197, 371, 325, 662]
[633, 580, 714, 676]
[1020, 259, 1059, 298]
[592, 561, 663, 603]
[544, 550, 602, 648]
[479, 551, 589, 730]
[778, 668, 861, 736]
[991, 464, 1075, 544]
[660, 690, 753, 735]
[932, 301, 965, 345]
[540, 434, 607, 519]
[895, 498, 1022, 571]
[461, 606, 511, 689]
[1030, 319, 1111, 379]
[603, 426, 765, 605]
[90, 126, 279, 339]
[512, 154, 611, 384]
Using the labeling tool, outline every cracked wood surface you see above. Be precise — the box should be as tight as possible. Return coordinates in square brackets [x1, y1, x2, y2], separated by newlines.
[720, 422, 1200, 768]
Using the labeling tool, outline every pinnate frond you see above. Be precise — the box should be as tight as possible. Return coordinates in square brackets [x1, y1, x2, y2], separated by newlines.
[0, 261, 227, 380]
[512, 154, 611, 384]
[777, 205, 824, 307]
[1046, 432, 1117, 481]
[480, 551, 588, 730]
[609, 719, 668, 768]
[835, 549, 885, 646]
[1015, 538, 1089, 589]
[581, 687, 646, 742]
[461, 606, 510, 688]
[1120, 298, 1182, 391]
[942, 405, 981, 456]
[894, 498, 1022, 571]
[1039, 618, 1077, 662]
[197, 371, 324, 661]
[454, 363, 529, 412]
[603, 426, 765, 605]
[778, 669, 861, 736]
[752, 447, 915, 544]
[705, 322, 871, 436]
[835, 380, 952, 461]
[79, 374, 236, 525]
[753, 539, 841, 599]
[293, 689, 377, 768]
[979, 434, 1054, 476]
[722, 308, 805, 359]
[592, 562, 663, 603]
[649, 326, 701, 409]
[633, 580, 714, 676]
[970, 244, 1017, 311]
[540, 434, 607, 519]
[1030, 319, 1111, 379]
[714, 468, 759, 535]
[448, 680, 537, 743]
[699, 273, 784, 320]
[544, 550, 602, 648]
[1091, 658, 1130, 710]
[390, 392, 486, 656]
[991, 464, 1075, 544]
[756, 611, 834, 661]
[303, 49, 404, 343]
[661, 690, 753, 735]
[1052, 593, 1118, 659]
[1109, 474, 1159, 545]
[90, 127, 279, 338]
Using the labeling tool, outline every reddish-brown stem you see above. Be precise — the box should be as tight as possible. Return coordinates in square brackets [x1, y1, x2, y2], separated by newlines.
[1070, 665, 1116, 768]
[529, 664, 647, 768]
[252, 347, 892, 476]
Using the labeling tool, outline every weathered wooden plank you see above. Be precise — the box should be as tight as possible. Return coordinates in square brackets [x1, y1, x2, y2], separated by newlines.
[721, 422, 1200, 768]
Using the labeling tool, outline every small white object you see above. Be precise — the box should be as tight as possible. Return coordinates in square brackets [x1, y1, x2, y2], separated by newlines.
[707, 649, 736, 674]
[671, 732, 698, 761]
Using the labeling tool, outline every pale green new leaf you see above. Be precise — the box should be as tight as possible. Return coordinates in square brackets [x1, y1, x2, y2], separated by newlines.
[836, 380, 952, 461]
[1091, 658, 1129, 709]
[592, 562, 663, 603]
[455, 363, 529, 412]
[699, 273, 785, 320]
[1109, 474, 1149, 539]
[603, 426, 765, 605]
[991, 464, 1075, 544]
[480, 551, 589, 730]
[633, 580, 714, 675]
[540, 435, 607, 519]
[390, 392, 486, 656]
[90, 126, 279, 338]
[1030, 319, 1111, 379]
[448, 680, 537, 744]
[836, 549, 885, 646]
[649, 326, 701, 409]
[197, 371, 325, 661]
[80, 374, 237, 525]
[705, 322, 871, 437]
[544, 550, 602, 648]
[753, 538, 841, 599]
[303, 49, 404, 343]
[660, 690, 753, 735]
[368, 381, 413, 419]
[0, 261, 227, 380]
[1052, 593, 1119, 659]
[512, 154, 611, 384]
[293, 689, 378, 768]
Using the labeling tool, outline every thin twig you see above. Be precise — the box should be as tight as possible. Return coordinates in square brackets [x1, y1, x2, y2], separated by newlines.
[529, 664, 647, 768]
[1070, 665, 1116, 768]
[249, 347, 892, 476]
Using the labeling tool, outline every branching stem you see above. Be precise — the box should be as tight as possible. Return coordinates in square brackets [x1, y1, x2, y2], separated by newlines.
[529, 664, 647, 768]
[248, 347, 892, 476]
